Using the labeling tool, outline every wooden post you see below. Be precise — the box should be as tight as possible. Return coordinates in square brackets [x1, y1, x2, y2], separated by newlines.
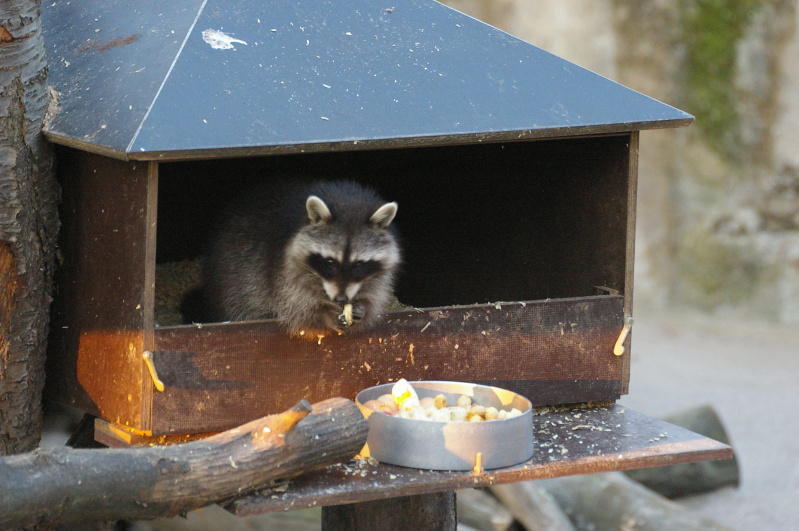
[321, 492, 457, 531]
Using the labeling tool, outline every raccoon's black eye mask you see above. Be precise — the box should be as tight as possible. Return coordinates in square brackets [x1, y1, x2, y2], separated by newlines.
[349, 260, 382, 281]
[307, 254, 382, 282]
[308, 254, 338, 279]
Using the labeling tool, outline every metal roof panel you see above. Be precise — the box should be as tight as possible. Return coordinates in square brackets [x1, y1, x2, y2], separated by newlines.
[43, 0, 692, 161]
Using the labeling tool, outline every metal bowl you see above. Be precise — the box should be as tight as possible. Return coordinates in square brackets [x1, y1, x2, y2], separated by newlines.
[356, 381, 534, 471]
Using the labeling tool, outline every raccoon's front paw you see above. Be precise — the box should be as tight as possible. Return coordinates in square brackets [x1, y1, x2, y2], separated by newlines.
[337, 303, 365, 327]
[351, 303, 365, 323]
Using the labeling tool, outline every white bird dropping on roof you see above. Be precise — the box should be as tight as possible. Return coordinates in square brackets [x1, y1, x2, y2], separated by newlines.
[202, 29, 248, 50]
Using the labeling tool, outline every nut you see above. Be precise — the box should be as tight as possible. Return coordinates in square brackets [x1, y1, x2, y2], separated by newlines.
[456, 395, 472, 408]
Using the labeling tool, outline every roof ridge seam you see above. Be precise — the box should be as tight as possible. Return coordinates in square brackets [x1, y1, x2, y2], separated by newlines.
[127, 0, 209, 154]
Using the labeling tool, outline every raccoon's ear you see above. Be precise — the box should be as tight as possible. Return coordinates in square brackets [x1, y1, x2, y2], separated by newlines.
[370, 202, 398, 229]
[306, 195, 333, 225]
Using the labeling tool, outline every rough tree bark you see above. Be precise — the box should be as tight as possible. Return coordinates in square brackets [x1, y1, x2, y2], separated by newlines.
[0, 0, 59, 455]
[0, 398, 369, 529]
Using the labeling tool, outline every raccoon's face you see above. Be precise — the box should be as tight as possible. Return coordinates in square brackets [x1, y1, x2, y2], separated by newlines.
[285, 193, 400, 328]
[307, 252, 386, 304]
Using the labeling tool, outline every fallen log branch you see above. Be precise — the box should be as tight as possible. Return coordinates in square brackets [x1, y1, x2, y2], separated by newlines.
[488, 482, 575, 531]
[456, 488, 514, 531]
[540, 472, 733, 531]
[625, 404, 740, 498]
[0, 397, 368, 529]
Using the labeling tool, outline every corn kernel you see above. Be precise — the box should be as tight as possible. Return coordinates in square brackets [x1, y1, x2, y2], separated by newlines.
[485, 406, 499, 420]
[468, 414, 483, 422]
[434, 394, 447, 409]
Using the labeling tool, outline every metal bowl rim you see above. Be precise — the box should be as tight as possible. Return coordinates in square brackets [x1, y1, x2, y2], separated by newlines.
[356, 380, 533, 424]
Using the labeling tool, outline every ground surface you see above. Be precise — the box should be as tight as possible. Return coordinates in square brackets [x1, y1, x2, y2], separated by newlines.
[618, 308, 799, 531]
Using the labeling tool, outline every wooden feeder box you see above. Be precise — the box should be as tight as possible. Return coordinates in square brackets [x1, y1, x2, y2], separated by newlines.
[43, 0, 693, 438]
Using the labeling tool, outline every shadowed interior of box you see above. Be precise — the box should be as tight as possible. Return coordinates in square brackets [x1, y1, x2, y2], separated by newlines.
[154, 135, 630, 325]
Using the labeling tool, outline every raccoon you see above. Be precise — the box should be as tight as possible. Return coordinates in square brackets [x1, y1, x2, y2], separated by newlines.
[186, 180, 401, 334]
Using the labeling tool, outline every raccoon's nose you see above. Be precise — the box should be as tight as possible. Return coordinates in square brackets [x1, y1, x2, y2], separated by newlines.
[334, 295, 349, 305]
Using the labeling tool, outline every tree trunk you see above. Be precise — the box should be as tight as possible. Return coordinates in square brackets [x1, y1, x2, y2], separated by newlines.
[0, 397, 368, 529]
[0, 0, 59, 455]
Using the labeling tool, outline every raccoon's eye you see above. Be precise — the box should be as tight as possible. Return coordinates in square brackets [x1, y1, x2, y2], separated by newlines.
[308, 254, 338, 279]
[350, 260, 382, 281]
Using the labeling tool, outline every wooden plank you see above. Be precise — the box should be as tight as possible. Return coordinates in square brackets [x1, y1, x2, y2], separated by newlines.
[151, 295, 625, 435]
[621, 131, 640, 395]
[45, 147, 155, 430]
[227, 404, 734, 517]
[141, 161, 160, 429]
[93, 418, 212, 448]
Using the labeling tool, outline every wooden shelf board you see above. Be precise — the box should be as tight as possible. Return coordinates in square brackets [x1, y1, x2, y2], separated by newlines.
[227, 404, 733, 516]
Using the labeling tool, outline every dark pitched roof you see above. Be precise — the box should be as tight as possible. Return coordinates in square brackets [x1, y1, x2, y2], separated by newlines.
[43, 0, 692, 161]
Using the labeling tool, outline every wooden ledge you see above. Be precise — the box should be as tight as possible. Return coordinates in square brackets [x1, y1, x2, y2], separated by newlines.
[226, 404, 733, 517]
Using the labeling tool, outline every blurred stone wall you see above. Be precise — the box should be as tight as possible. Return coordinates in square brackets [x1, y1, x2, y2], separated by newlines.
[443, 0, 799, 323]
